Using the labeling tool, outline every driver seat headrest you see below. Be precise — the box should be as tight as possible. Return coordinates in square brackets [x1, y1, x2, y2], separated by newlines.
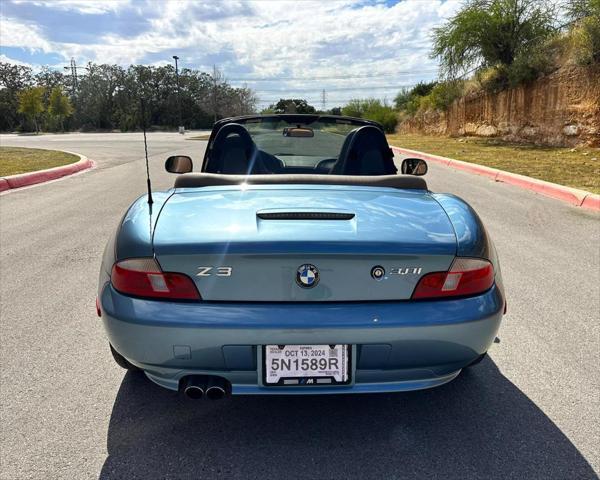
[204, 123, 268, 175]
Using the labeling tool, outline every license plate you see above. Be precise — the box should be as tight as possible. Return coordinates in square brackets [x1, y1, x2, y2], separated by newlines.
[263, 345, 351, 386]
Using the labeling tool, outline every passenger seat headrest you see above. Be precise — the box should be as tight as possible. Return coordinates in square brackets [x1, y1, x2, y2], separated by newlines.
[331, 125, 397, 176]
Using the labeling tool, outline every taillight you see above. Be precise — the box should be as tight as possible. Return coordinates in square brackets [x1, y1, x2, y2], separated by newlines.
[412, 258, 494, 299]
[111, 258, 201, 300]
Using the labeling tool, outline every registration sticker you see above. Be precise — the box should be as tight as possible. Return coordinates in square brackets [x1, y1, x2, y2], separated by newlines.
[263, 345, 350, 386]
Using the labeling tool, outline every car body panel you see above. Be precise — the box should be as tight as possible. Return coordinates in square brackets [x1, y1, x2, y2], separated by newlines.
[100, 282, 503, 393]
[153, 185, 456, 301]
[115, 191, 172, 261]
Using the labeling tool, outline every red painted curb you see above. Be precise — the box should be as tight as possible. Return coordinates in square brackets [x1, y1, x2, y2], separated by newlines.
[391, 145, 599, 211]
[581, 194, 600, 210]
[1, 154, 94, 192]
[495, 171, 587, 206]
[449, 159, 501, 180]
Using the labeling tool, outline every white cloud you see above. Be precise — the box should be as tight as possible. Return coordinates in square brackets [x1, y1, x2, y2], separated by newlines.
[0, 16, 53, 52]
[0, 53, 35, 67]
[11, 0, 131, 15]
[0, 0, 461, 104]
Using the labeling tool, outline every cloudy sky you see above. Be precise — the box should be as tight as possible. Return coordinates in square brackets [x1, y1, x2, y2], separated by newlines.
[0, 0, 461, 108]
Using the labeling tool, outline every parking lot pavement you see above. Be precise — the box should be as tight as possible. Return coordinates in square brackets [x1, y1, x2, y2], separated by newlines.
[0, 132, 598, 479]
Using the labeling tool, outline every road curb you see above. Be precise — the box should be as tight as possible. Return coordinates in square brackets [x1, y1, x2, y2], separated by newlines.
[391, 145, 599, 211]
[0, 151, 94, 192]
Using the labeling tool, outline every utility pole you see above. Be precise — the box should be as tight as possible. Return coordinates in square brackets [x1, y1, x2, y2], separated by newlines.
[63, 58, 79, 96]
[321, 89, 327, 112]
[212, 64, 218, 123]
[172, 55, 184, 134]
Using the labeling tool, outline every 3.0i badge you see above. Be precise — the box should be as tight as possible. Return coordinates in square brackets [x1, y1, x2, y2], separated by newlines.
[296, 264, 319, 288]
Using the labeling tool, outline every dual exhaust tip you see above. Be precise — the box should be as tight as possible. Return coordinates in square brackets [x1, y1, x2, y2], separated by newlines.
[181, 375, 231, 400]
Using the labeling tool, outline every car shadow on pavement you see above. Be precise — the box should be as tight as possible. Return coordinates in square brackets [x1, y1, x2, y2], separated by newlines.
[99, 358, 596, 480]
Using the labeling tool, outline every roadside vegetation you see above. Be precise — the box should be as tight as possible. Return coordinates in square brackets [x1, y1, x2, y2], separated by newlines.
[392, 0, 599, 120]
[387, 133, 600, 193]
[0, 147, 79, 177]
[0, 63, 257, 133]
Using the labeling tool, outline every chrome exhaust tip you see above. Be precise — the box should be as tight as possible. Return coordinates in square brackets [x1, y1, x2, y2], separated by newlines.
[205, 377, 231, 400]
[182, 376, 207, 399]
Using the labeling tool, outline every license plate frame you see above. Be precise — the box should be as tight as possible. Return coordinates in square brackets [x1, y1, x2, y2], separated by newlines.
[262, 344, 352, 387]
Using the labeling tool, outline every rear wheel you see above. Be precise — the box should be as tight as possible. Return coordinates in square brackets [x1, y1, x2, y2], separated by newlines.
[110, 344, 141, 371]
[465, 352, 487, 368]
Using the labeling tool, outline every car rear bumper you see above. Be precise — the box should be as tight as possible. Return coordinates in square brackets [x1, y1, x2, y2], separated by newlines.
[100, 284, 504, 394]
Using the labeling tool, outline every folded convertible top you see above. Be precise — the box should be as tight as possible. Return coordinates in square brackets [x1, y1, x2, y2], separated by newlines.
[174, 173, 427, 190]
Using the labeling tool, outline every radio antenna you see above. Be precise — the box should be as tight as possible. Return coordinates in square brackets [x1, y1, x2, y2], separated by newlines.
[140, 98, 153, 205]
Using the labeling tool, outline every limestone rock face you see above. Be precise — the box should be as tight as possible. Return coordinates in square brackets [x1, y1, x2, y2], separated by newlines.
[398, 65, 600, 147]
[476, 125, 498, 136]
[563, 124, 579, 136]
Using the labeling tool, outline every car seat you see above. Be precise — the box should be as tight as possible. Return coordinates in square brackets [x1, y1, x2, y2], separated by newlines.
[331, 125, 397, 176]
[204, 123, 269, 175]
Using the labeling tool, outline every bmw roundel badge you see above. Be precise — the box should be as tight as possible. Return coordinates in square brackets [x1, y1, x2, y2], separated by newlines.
[296, 264, 319, 288]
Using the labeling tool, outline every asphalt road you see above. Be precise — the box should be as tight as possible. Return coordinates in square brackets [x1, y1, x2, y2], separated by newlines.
[0, 132, 598, 480]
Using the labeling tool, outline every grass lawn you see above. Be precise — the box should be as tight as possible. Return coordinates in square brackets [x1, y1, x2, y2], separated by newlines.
[0, 147, 79, 177]
[387, 133, 600, 194]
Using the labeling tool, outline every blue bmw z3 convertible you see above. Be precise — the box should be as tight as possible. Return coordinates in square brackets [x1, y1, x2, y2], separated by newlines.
[97, 114, 505, 399]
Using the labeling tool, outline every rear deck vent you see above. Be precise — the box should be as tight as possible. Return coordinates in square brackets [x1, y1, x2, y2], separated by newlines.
[257, 212, 355, 220]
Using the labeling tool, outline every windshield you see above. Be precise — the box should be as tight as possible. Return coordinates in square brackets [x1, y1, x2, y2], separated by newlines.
[215, 115, 378, 169]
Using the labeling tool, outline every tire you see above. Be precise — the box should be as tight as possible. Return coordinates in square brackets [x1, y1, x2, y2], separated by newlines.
[110, 344, 141, 371]
[465, 352, 487, 368]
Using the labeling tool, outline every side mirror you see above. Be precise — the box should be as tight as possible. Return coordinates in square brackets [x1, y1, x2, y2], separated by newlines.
[401, 158, 428, 176]
[165, 155, 193, 174]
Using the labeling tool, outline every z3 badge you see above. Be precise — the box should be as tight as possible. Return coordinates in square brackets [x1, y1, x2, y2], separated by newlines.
[196, 266, 233, 277]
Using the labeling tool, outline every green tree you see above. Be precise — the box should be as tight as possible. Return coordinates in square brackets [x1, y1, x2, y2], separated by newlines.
[17, 86, 45, 133]
[0, 63, 33, 131]
[269, 99, 316, 114]
[341, 98, 382, 118]
[394, 82, 437, 112]
[48, 86, 74, 131]
[431, 0, 556, 78]
[341, 98, 398, 133]
[565, 0, 600, 18]
[2, 60, 257, 132]
[565, 0, 600, 64]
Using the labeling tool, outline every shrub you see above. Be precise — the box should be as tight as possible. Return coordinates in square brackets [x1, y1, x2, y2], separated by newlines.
[341, 99, 365, 118]
[427, 81, 464, 110]
[411, 81, 437, 97]
[369, 108, 398, 133]
[507, 43, 555, 86]
[404, 96, 422, 116]
[418, 95, 433, 112]
[570, 16, 600, 65]
[393, 88, 412, 111]
[477, 65, 510, 92]
[341, 98, 398, 133]
[394, 82, 437, 113]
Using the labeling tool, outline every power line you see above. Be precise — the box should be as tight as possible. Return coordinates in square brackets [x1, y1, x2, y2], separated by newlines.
[256, 97, 393, 104]
[227, 70, 438, 82]
[243, 84, 420, 93]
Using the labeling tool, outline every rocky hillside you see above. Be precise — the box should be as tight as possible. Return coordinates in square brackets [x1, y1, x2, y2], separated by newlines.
[399, 65, 600, 147]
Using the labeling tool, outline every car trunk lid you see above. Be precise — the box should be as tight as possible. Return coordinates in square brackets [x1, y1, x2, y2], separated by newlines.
[153, 185, 456, 301]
